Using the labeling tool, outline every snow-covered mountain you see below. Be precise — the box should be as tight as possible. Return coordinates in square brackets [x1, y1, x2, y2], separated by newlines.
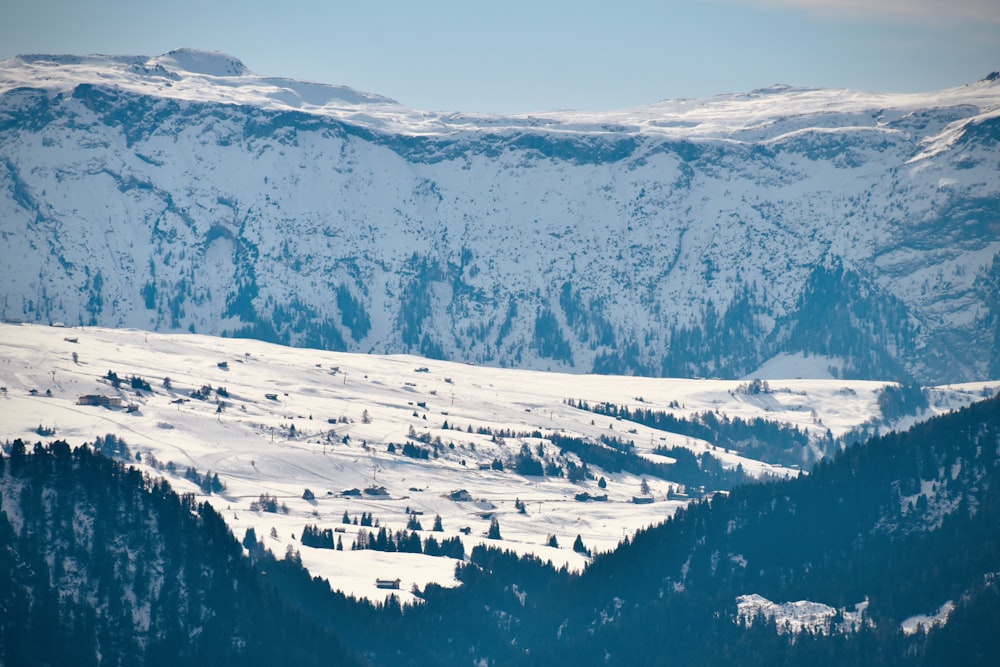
[2, 49, 999, 383]
[2, 323, 996, 602]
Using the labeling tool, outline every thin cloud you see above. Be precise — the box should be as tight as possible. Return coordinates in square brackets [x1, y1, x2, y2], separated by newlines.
[730, 0, 1000, 25]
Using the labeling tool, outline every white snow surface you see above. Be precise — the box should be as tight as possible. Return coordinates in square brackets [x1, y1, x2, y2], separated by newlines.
[1, 323, 996, 603]
[1, 50, 997, 139]
[745, 353, 844, 380]
[737, 594, 871, 635]
[1, 51, 998, 384]
[901, 600, 955, 636]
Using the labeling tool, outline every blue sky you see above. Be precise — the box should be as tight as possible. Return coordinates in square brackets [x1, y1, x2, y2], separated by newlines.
[2, 0, 998, 113]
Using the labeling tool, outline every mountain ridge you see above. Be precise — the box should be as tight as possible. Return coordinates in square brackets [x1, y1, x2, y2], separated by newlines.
[1, 51, 998, 383]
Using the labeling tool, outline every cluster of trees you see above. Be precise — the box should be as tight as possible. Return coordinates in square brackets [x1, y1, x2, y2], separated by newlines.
[531, 306, 573, 363]
[349, 527, 465, 559]
[226, 297, 351, 355]
[648, 444, 748, 490]
[782, 260, 918, 381]
[189, 384, 229, 400]
[686, 288, 766, 377]
[90, 433, 130, 459]
[549, 433, 749, 491]
[589, 261, 925, 382]
[105, 370, 151, 391]
[183, 465, 225, 494]
[513, 444, 545, 476]
[300, 524, 342, 550]
[249, 493, 288, 514]
[342, 510, 377, 526]
[387, 442, 431, 459]
[569, 398, 813, 467]
[877, 382, 929, 422]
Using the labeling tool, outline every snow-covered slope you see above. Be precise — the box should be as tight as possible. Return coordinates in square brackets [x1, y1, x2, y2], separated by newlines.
[2, 323, 995, 602]
[1, 50, 999, 383]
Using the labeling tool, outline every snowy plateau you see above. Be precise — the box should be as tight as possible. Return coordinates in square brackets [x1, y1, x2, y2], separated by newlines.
[1, 50, 999, 384]
[1, 323, 997, 603]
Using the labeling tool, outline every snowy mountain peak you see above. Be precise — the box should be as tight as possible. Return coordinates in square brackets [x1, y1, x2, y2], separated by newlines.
[748, 83, 801, 95]
[1, 54, 999, 384]
[146, 48, 250, 77]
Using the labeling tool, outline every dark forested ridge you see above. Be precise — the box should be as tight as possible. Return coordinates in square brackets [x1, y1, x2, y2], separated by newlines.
[548, 392, 1000, 665]
[3, 393, 1000, 665]
[568, 395, 817, 467]
[0, 441, 364, 667]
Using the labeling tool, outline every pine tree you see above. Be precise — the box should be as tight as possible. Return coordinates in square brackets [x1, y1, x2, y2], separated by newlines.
[242, 527, 258, 551]
[487, 518, 502, 540]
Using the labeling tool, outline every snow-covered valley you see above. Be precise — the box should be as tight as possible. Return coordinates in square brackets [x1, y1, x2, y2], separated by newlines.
[1, 323, 995, 603]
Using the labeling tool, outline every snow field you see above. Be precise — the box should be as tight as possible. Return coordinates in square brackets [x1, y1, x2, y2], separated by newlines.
[1, 323, 995, 602]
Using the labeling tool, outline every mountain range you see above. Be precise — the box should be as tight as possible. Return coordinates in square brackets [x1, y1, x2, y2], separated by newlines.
[2, 49, 999, 384]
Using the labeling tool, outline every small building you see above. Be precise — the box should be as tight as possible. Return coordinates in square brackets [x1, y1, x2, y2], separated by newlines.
[631, 495, 655, 505]
[264, 393, 278, 401]
[77, 395, 123, 408]
[375, 578, 401, 590]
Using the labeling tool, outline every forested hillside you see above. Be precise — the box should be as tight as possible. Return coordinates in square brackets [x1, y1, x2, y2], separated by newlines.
[0, 441, 364, 666]
[3, 393, 998, 665]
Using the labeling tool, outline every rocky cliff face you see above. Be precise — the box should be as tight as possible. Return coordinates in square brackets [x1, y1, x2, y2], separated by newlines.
[2, 50, 998, 383]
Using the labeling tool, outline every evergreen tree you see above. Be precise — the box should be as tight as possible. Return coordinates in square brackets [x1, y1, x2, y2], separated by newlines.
[242, 527, 258, 551]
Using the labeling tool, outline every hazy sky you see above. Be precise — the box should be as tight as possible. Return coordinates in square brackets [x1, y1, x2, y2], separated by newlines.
[2, 0, 998, 113]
